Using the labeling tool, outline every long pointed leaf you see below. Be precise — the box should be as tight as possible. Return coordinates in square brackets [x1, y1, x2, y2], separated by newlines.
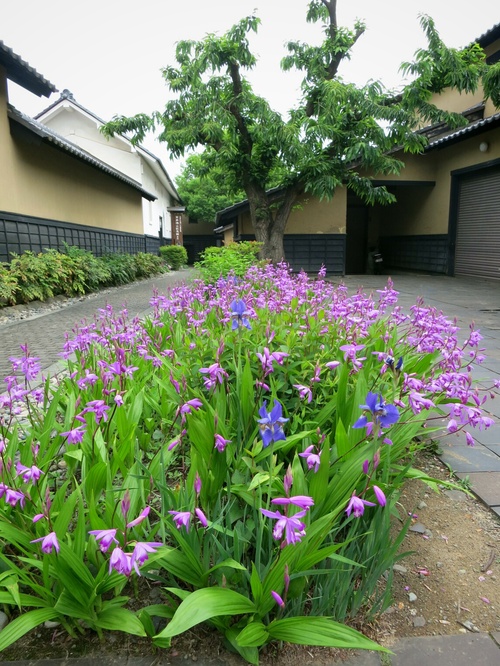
[155, 588, 255, 639]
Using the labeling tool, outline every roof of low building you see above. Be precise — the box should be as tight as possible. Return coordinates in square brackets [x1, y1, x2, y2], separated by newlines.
[426, 112, 500, 150]
[0, 41, 57, 97]
[475, 23, 500, 48]
[8, 105, 157, 201]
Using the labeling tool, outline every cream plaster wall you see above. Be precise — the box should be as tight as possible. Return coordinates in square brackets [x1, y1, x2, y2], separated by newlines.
[379, 126, 500, 237]
[38, 105, 177, 237]
[0, 70, 143, 233]
[238, 189, 347, 236]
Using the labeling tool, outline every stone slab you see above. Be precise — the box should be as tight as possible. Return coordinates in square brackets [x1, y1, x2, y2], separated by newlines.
[471, 427, 500, 447]
[439, 445, 500, 473]
[389, 633, 500, 666]
[455, 471, 500, 505]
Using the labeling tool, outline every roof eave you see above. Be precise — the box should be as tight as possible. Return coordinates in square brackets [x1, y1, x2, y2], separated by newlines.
[0, 41, 57, 97]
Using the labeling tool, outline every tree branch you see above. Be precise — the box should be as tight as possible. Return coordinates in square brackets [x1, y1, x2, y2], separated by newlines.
[228, 61, 253, 156]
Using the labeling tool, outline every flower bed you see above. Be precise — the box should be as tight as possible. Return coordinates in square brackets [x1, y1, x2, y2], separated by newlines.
[0, 263, 494, 664]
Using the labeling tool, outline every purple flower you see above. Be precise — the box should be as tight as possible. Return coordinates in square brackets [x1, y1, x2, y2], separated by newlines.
[230, 300, 251, 330]
[9, 351, 41, 381]
[271, 590, 285, 608]
[89, 528, 119, 553]
[325, 361, 340, 370]
[195, 507, 208, 527]
[109, 546, 135, 576]
[16, 462, 43, 484]
[80, 400, 110, 424]
[214, 433, 231, 452]
[293, 384, 312, 403]
[31, 531, 60, 554]
[194, 473, 202, 496]
[121, 491, 131, 519]
[199, 363, 228, 391]
[60, 426, 86, 445]
[131, 541, 163, 566]
[257, 347, 289, 375]
[353, 392, 399, 430]
[260, 508, 307, 545]
[362, 459, 370, 475]
[283, 466, 293, 495]
[299, 445, 321, 472]
[180, 399, 203, 415]
[372, 485, 386, 507]
[169, 510, 192, 532]
[127, 506, 150, 528]
[345, 493, 376, 518]
[258, 400, 288, 448]
[4, 488, 25, 508]
[465, 431, 475, 447]
[271, 495, 314, 511]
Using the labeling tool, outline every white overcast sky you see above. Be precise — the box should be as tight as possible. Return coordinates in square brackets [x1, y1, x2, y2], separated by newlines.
[3, 0, 499, 179]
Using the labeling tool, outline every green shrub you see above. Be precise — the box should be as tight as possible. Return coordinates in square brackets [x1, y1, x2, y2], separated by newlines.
[63, 245, 112, 292]
[133, 252, 165, 278]
[101, 253, 138, 285]
[8, 251, 53, 303]
[0, 262, 18, 304]
[195, 240, 263, 283]
[159, 244, 188, 270]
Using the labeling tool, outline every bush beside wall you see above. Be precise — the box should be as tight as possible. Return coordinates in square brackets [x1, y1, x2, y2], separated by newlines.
[0, 247, 167, 307]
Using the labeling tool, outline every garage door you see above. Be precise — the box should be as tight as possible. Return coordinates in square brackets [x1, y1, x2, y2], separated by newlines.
[455, 165, 500, 279]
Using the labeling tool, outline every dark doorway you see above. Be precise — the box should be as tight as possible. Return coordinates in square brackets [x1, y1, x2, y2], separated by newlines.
[345, 200, 368, 274]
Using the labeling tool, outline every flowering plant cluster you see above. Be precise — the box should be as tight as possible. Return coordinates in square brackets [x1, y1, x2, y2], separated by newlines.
[0, 262, 494, 663]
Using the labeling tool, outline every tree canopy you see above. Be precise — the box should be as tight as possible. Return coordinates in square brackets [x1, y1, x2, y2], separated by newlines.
[175, 153, 245, 223]
[103, 0, 499, 262]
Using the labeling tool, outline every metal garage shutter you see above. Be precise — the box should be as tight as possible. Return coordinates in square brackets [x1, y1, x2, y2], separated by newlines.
[455, 166, 500, 279]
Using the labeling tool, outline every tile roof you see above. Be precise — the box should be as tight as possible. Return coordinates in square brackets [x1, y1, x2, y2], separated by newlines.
[8, 105, 157, 201]
[426, 112, 500, 150]
[0, 41, 57, 97]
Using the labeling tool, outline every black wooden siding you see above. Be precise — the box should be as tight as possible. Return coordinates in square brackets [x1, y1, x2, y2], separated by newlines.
[380, 235, 449, 274]
[238, 234, 345, 275]
[0, 212, 163, 263]
[183, 234, 218, 264]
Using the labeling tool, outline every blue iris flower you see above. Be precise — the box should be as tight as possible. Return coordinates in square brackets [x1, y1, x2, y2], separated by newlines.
[230, 299, 251, 330]
[258, 400, 289, 447]
[353, 391, 399, 429]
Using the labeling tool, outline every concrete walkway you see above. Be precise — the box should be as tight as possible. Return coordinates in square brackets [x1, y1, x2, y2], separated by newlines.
[1, 270, 499, 665]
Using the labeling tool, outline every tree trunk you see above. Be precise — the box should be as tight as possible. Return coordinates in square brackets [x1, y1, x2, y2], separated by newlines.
[246, 184, 298, 264]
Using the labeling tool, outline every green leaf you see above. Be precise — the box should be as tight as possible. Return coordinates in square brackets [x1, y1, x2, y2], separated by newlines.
[205, 558, 247, 577]
[155, 588, 256, 639]
[236, 621, 269, 647]
[83, 461, 108, 498]
[0, 608, 59, 651]
[248, 472, 270, 491]
[225, 626, 260, 665]
[95, 607, 146, 636]
[267, 617, 388, 651]
[0, 592, 47, 608]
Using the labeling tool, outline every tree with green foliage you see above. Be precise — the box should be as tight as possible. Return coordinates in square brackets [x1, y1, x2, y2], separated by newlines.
[103, 0, 499, 263]
[175, 153, 244, 223]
